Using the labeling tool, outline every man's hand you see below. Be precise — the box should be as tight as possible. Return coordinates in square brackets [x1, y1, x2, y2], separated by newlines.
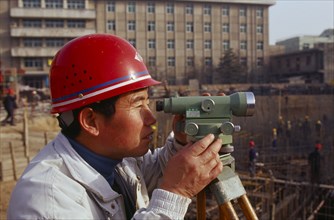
[159, 134, 223, 198]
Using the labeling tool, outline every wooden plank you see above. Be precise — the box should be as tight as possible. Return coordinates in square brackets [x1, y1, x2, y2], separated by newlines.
[10, 142, 17, 180]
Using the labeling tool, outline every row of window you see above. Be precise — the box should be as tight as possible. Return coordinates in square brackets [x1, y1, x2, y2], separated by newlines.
[22, 19, 85, 28]
[107, 1, 264, 18]
[24, 56, 264, 68]
[107, 20, 264, 34]
[23, 38, 70, 47]
[21, 37, 264, 51]
[23, 0, 85, 9]
[22, 0, 265, 18]
[134, 39, 264, 50]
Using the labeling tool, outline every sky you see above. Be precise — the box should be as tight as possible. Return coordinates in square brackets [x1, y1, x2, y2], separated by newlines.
[269, 0, 334, 44]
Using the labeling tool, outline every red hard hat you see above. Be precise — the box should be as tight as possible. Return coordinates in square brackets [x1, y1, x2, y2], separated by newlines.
[50, 34, 160, 114]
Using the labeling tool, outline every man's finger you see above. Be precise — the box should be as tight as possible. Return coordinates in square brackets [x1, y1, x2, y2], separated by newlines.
[187, 134, 215, 156]
[198, 139, 222, 164]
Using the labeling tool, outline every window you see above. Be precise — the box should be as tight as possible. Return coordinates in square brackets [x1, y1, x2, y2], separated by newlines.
[296, 57, 300, 70]
[148, 39, 156, 49]
[167, 39, 175, 49]
[257, 57, 263, 67]
[23, 38, 42, 47]
[45, 19, 64, 28]
[306, 56, 311, 65]
[148, 57, 156, 66]
[23, 19, 42, 27]
[240, 57, 247, 66]
[256, 25, 263, 34]
[186, 39, 194, 49]
[204, 40, 212, 49]
[167, 57, 175, 67]
[147, 2, 155, 13]
[303, 43, 310, 50]
[186, 22, 194, 32]
[128, 39, 136, 47]
[45, 0, 63, 8]
[67, 20, 85, 28]
[187, 57, 194, 66]
[222, 5, 229, 16]
[203, 4, 211, 15]
[24, 58, 43, 68]
[67, 0, 85, 9]
[239, 7, 247, 17]
[185, 4, 193, 14]
[166, 3, 174, 14]
[205, 57, 212, 66]
[46, 38, 65, 47]
[223, 40, 230, 50]
[167, 21, 174, 32]
[128, 2, 136, 13]
[107, 1, 115, 12]
[256, 41, 264, 50]
[23, 0, 41, 8]
[222, 23, 229, 32]
[148, 21, 155, 31]
[204, 22, 211, 32]
[240, 41, 247, 50]
[256, 8, 264, 18]
[240, 24, 247, 33]
[107, 20, 116, 31]
[128, 21, 136, 31]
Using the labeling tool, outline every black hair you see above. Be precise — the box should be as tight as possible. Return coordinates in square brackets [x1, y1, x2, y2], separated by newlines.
[59, 96, 120, 138]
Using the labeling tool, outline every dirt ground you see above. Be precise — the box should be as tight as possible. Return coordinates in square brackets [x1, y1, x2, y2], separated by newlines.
[0, 107, 60, 219]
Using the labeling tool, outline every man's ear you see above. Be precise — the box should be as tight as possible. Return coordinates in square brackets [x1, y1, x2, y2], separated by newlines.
[78, 108, 99, 136]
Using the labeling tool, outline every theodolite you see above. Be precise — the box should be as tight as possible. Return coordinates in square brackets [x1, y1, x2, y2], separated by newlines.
[156, 92, 258, 220]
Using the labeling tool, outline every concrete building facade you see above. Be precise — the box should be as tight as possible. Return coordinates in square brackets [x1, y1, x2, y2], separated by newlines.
[276, 29, 334, 53]
[0, 0, 275, 91]
[271, 29, 334, 84]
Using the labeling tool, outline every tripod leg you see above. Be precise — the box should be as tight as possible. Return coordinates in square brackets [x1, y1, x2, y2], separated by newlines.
[237, 194, 258, 220]
[197, 189, 206, 220]
[219, 201, 239, 220]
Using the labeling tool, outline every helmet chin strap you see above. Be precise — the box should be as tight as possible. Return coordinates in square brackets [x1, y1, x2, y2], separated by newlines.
[57, 110, 74, 128]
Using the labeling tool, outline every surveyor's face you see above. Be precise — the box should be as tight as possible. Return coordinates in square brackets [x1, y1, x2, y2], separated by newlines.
[100, 88, 156, 159]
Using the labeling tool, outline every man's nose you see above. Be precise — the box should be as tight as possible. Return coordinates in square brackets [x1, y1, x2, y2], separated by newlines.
[145, 108, 157, 126]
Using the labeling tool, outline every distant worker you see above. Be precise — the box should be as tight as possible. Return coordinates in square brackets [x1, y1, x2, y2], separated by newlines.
[277, 116, 285, 137]
[315, 120, 322, 139]
[1, 88, 17, 126]
[286, 120, 292, 139]
[272, 128, 277, 149]
[30, 90, 41, 116]
[308, 141, 322, 184]
[302, 115, 311, 143]
[248, 139, 258, 177]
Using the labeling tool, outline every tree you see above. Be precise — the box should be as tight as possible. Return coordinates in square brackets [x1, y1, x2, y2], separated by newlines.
[216, 49, 246, 83]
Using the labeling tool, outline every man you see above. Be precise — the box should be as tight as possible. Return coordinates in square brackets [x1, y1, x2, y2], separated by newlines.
[248, 139, 258, 177]
[2, 88, 17, 126]
[308, 141, 322, 184]
[7, 34, 223, 219]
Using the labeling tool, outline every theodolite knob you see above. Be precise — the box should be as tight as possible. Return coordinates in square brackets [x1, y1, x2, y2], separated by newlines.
[185, 122, 199, 136]
[201, 98, 215, 112]
[220, 122, 241, 135]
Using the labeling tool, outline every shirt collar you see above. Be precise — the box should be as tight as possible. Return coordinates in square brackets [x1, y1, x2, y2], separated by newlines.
[67, 137, 121, 186]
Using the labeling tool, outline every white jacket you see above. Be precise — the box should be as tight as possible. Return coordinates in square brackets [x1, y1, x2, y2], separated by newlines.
[7, 133, 191, 219]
